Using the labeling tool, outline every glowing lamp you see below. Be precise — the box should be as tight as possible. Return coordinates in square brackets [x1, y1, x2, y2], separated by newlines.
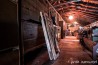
[69, 15, 73, 20]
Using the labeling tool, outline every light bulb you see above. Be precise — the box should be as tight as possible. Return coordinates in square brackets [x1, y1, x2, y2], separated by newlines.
[69, 15, 73, 20]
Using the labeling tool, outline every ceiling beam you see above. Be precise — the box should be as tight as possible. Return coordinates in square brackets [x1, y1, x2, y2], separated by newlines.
[58, 8, 98, 16]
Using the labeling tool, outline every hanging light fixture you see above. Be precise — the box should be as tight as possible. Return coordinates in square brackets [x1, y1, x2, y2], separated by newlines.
[69, 15, 74, 20]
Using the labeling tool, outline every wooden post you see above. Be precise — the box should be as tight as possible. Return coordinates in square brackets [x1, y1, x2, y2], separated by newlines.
[59, 21, 63, 39]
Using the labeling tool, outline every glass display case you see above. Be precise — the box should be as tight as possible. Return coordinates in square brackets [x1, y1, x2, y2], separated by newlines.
[92, 26, 98, 43]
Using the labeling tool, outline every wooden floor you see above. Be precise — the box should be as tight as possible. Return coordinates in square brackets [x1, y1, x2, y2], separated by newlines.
[26, 36, 95, 65]
[0, 50, 19, 65]
[51, 36, 93, 65]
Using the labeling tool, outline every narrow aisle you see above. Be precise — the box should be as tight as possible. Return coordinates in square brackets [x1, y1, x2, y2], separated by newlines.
[52, 36, 92, 65]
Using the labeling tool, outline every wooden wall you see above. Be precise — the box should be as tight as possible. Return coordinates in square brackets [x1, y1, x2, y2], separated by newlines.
[21, 0, 48, 54]
[0, 0, 19, 65]
[0, 0, 18, 50]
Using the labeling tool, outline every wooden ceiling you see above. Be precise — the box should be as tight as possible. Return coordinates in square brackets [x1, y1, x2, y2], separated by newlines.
[49, 0, 98, 26]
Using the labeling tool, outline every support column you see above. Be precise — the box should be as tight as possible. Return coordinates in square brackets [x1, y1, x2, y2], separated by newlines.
[59, 21, 63, 39]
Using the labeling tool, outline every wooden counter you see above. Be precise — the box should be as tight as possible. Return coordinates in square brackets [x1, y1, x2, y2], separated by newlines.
[83, 37, 96, 51]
